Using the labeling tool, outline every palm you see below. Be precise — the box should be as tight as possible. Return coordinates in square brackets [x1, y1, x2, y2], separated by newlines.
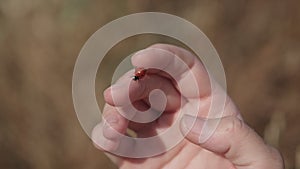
[113, 111, 235, 169]
[117, 144, 233, 169]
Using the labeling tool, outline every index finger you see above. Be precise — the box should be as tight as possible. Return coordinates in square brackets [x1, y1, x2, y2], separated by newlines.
[131, 44, 211, 99]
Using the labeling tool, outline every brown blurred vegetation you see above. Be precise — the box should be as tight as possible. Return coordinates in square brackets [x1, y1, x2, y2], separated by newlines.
[0, 0, 299, 169]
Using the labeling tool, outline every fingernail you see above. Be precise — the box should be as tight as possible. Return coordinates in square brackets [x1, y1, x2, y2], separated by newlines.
[104, 84, 122, 96]
[104, 139, 120, 152]
[133, 50, 145, 58]
[103, 115, 121, 140]
[181, 114, 205, 136]
[181, 114, 220, 144]
[91, 123, 119, 152]
[198, 118, 222, 144]
[104, 115, 119, 125]
[110, 84, 122, 90]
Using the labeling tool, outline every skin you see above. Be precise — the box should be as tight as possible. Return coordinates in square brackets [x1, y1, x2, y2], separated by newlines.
[92, 44, 284, 169]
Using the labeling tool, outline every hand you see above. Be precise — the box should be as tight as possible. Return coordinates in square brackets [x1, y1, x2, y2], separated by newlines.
[92, 44, 284, 169]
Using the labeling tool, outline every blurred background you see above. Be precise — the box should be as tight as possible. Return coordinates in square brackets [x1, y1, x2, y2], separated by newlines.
[0, 0, 299, 169]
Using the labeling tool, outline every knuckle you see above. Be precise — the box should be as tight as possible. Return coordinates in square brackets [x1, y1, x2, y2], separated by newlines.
[223, 116, 246, 135]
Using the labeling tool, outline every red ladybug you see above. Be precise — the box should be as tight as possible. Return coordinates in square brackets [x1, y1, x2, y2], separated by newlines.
[133, 67, 147, 81]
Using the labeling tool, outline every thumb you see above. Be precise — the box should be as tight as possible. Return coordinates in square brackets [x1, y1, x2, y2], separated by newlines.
[180, 115, 283, 169]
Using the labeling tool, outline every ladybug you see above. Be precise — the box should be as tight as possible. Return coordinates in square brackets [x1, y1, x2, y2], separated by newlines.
[132, 67, 147, 81]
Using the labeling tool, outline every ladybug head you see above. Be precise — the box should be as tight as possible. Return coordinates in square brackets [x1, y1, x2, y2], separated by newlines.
[132, 76, 139, 81]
